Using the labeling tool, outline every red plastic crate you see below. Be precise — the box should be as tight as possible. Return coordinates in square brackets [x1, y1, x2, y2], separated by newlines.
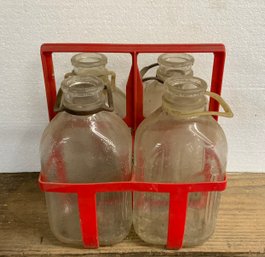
[39, 43, 227, 249]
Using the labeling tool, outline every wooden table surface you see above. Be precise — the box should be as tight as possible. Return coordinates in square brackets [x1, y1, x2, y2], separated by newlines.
[0, 172, 265, 256]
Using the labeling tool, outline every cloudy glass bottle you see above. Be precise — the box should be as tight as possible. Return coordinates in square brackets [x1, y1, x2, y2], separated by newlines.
[133, 76, 233, 246]
[40, 75, 132, 246]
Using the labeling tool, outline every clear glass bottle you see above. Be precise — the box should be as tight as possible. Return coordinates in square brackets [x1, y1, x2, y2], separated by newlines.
[133, 77, 233, 246]
[65, 53, 126, 118]
[142, 53, 194, 117]
[40, 75, 132, 246]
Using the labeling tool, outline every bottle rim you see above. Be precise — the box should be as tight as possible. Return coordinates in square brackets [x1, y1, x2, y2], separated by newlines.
[71, 53, 107, 68]
[61, 75, 104, 97]
[158, 53, 194, 68]
[164, 76, 207, 96]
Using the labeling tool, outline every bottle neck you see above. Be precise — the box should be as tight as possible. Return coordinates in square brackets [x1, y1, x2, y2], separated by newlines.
[73, 65, 107, 76]
[71, 53, 109, 82]
[162, 77, 208, 115]
[61, 76, 106, 114]
[156, 53, 194, 82]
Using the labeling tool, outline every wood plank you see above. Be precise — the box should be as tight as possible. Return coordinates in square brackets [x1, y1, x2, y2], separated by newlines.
[0, 172, 265, 256]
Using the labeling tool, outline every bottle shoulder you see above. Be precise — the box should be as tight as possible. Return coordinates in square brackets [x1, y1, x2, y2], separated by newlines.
[136, 110, 227, 146]
[41, 111, 130, 145]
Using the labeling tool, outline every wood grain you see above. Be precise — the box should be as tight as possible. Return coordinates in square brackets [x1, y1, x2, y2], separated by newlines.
[0, 172, 265, 256]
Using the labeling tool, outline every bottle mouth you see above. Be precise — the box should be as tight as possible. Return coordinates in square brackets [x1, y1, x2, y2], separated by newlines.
[158, 53, 194, 68]
[61, 75, 104, 97]
[71, 53, 107, 68]
[165, 77, 207, 97]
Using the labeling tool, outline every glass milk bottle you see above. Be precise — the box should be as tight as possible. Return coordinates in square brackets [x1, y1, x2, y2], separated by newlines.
[133, 77, 233, 246]
[65, 53, 126, 118]
[141, 53, 194, 117]
[40, 75, 132, 246]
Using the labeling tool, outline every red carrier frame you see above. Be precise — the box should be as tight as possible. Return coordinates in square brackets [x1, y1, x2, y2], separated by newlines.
[39, 43, 227, 249]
